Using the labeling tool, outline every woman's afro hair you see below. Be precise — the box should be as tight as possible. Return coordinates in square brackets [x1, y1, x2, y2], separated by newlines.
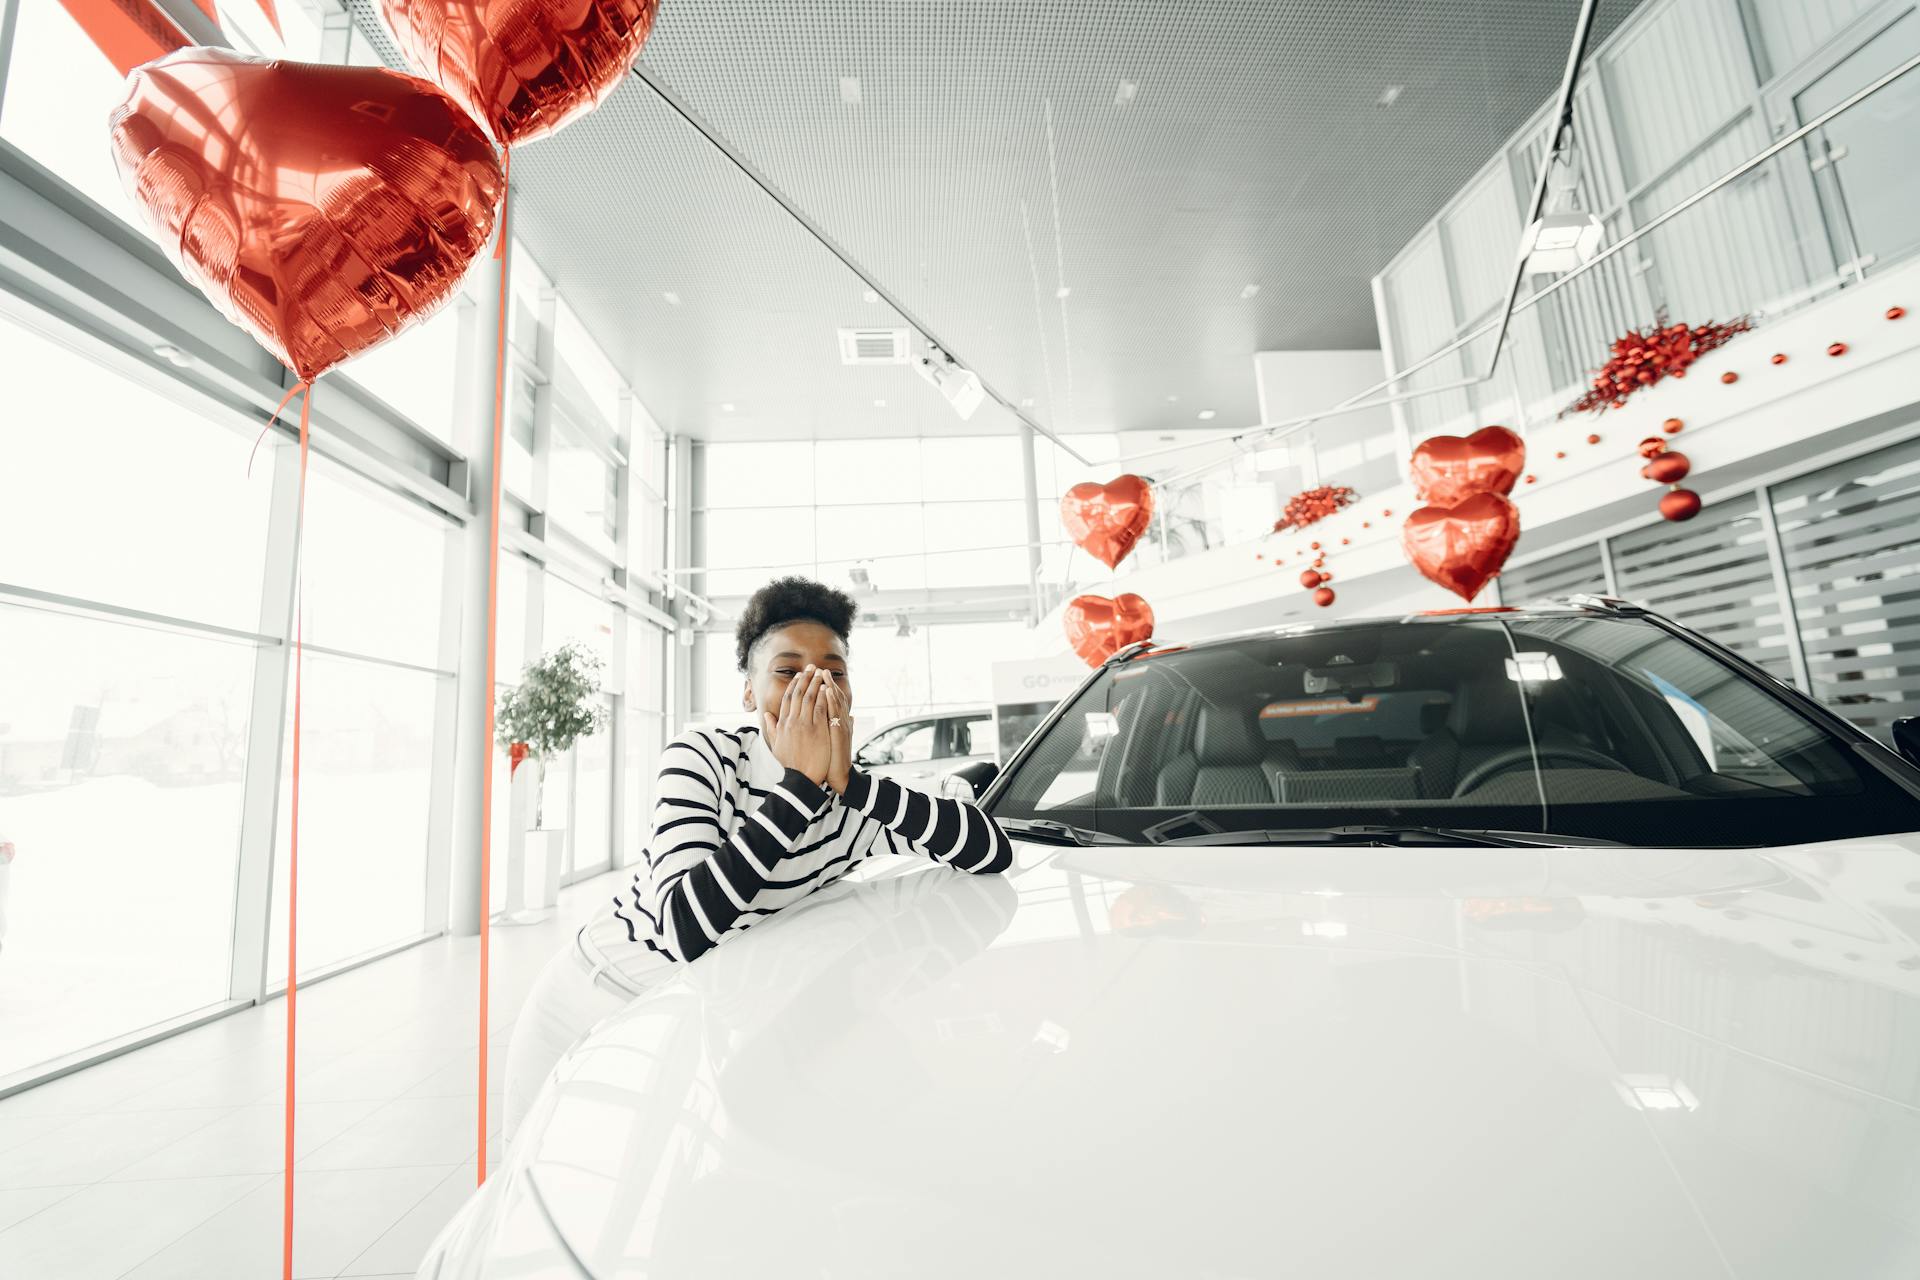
[734, 576, 859, 672]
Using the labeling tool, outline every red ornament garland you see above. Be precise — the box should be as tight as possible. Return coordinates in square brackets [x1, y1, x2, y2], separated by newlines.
[1273, 484, 1357, 532]
[1564, 313, 1752, 415]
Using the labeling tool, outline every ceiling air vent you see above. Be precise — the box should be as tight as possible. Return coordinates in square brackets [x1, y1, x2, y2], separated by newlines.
[837, 328, 911, 365]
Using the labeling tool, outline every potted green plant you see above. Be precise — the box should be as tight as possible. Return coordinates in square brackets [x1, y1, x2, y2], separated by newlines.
[496, 642, 609, 920]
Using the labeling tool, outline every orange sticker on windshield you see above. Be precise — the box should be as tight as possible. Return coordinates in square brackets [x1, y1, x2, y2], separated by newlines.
[1260, 697, 1379, 718]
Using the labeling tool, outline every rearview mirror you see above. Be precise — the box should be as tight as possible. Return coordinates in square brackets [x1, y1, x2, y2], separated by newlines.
[1893, 717, 1920, 768]
[1303, 661, 1399, 696]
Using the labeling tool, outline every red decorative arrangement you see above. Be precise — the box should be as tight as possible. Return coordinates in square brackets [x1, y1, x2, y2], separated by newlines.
[1273, 484, 1357, 532]
[1564, 313, 1752, 415]
[1636, 435, 1700, 523]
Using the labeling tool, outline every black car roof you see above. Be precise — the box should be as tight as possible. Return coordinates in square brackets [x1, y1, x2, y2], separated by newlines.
[1115, 596, 1649, 663]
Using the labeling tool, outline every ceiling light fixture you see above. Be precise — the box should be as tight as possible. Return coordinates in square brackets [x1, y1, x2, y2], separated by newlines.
[1114, 79, 1138, 106]
[661, 291, 681, 306]
[1240, 283, 1260, 300]
[1524, 210, 1605, 273]
[839, 77, 862, 105]
[1197, 409, 1217, 421]
[1165, 394, 1179, 403]
[873, 399, 887, 407]
[862, 288, 879, 303]
[1376, 84, 1404, 108]
[913, 345, 985, 420]
[1055, 286, 1072, 300]
[1615, 1075, 1698, 1113]
[721, 402, 735, 412]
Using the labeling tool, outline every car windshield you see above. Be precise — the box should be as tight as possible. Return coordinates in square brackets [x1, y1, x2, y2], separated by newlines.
[990, 614, 1920, 847]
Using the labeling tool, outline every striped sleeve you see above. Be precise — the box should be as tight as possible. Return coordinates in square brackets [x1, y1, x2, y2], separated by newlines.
[839, 768, 1013, 874]
[640, 731, 830, 962]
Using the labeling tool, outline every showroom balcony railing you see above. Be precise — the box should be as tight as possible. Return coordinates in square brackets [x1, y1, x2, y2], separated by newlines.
[1072, 36, 1920, 597]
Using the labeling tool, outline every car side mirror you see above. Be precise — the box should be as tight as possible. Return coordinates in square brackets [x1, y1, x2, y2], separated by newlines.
[940, 760, 1000, 800]
[1893, 717, 1920, 768]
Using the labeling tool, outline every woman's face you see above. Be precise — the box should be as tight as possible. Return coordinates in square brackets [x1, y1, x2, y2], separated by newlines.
[746, 621, 852, 717]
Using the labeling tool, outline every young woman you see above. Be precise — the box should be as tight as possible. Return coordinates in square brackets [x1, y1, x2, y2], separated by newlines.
[504, 576, 1014, 1137]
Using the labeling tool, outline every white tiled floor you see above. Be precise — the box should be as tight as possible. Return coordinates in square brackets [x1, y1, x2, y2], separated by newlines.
[0, 868, 623, 1279]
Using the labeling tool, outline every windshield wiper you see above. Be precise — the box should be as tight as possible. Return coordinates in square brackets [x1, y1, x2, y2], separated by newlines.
[1149, 825, 1623, 849]
[997, 817, 1130, 846]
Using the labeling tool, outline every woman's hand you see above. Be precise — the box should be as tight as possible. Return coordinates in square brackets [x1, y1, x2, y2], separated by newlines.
[763, 666, 834, 785]
[824, 680, 853, 795]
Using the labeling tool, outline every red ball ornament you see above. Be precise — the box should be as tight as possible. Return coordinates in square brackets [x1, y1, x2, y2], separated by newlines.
[1524, 474, 1537, 484]
[1828, 342, 1849, 357]
[1362, 521, 1371, 529]
[1888, 306, 1907, 321]
[1720, 370, 1739, 384]
[1382, 509, 1393, 517]
[1637, 437, 1666, 459]
[1309, 541, 1321, 550]
[1663, 418, 1684, 435]
[1300, 569, 1322, 588]
[1554, 450, 1566, 459]
[1312, 587, 1336, 608]
[1770, 353, 1787, 365]
[1643, 451, 1691, 484]
[1340, 537, 1350, 545]
[1659, 488, 1702, 522]
[1254, 553, 1264, 561]
[1586, 433, 1602, 445]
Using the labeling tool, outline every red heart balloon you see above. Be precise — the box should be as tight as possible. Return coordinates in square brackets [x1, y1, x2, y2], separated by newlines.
[1063, 593, 1155, 667]
[109, 48, 504, 382]
[379, 0, 661, 146]
[1401, 493, 1521, 603]
[1408, 426, 1526, 507]
[1061, 475, 1155, 570]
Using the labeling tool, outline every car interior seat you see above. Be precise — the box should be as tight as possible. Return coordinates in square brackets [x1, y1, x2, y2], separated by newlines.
[1155, 704, 1272, 806]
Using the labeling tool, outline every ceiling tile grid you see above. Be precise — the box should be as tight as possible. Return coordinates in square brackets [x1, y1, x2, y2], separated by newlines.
[349, 0, 1642, 443]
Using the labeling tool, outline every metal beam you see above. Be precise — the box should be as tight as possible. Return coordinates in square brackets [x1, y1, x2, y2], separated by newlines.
[627, 64, 1090, 466]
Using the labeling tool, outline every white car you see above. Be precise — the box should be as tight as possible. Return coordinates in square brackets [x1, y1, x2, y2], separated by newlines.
[852, 707, 998, 790]
[422, 599, 1920, 1278]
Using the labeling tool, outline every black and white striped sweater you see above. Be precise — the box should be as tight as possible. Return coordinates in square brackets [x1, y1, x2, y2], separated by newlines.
[609, 723, 1014, 964]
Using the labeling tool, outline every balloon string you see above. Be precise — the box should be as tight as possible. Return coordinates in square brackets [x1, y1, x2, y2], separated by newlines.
[248, 380, 311, 478]
[492, 146, 511, 261]
[478, 165, 512, 1184]
[282, 380, 312, 1280]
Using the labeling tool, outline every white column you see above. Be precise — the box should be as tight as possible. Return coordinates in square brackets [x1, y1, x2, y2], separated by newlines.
[1019, 422, 1045, 619]
[448, 239, 511, 936]
[226, 425, 304, 1000]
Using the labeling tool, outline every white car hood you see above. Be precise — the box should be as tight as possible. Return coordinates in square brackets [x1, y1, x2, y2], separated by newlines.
[434, 835, 1920, 1279]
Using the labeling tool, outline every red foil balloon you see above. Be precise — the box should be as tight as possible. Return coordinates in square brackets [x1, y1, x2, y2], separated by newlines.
[109, 48, 504, 382]
[1401, 493, 1521, 603]
[1660, 489, 1703, 522]
[1642, 451, 1691, 484]
[1063, 592, 1155, 667]
[1061, 475, 1155, 571]
[379, 0, 661, 146]
[1299, 569, 1322, 588]
[1312, 586, 1336, 608]
[1407, 425, 1524, 506]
